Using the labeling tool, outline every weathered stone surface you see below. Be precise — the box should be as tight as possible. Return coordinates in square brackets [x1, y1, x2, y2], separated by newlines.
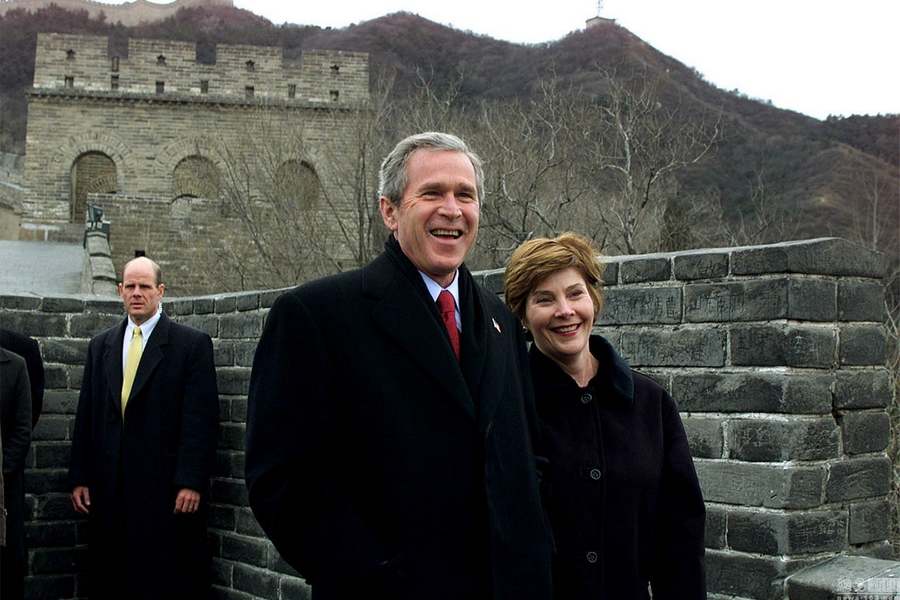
[599, 260, 618, 285]
[673, 372, 781, 412]
[705, 549, 788, 599]
[825, 457, 891, 502]
[695, 459, 825, 509]
[727, 509, 847, 555]
[617, 327, 725, 367]
[41, 295, 84, 313]
[619, 256, 670, 283]
[41, 338, 89, 364]
[682, 417, 723, 458]
[0, 310, 67, 336]
[787, 555, 900, 600]
[839, 279, 885, 322]
[481, 269, 505, 295]
[839, 411, 891, 455]
[672, 251, 729, 281]
[597, 286, 682, 325]
[732, 238, 883, 277]
[705, 504, 726, 549]
[69, 312, 122, 337]
[220, 313, 263, 339]
[179, 314, 219, 337]
[834, 369, 892, 409]
[839, 325, 886, 366]
[685, 279, 787, 322]
[783, 375, 833, 414]
[788, 278, 837, 321]
[849, 499, 891, 545]
[727, 417, 839, 462]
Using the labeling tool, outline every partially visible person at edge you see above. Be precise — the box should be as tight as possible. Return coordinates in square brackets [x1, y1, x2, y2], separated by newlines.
[0, 343, 32, 600]
[0, 328, 45, 428]
[504, 232, 706, 600]
[245, 132, 552, 600]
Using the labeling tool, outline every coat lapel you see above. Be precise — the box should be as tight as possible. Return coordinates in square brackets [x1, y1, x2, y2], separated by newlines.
[126, 314, 169, 409]
[103, 320, 126, 416]
[365, 254, 476, 421]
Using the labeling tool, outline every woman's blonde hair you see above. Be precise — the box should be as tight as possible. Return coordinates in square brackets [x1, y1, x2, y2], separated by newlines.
[504, 232, 605, 323]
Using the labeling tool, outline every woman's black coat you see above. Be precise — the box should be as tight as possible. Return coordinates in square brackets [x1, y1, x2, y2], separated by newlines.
[531, 335, 706, 600]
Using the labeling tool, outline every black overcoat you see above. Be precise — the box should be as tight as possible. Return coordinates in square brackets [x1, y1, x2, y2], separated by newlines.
[69, 314, 219, 600]
[531, 335, 706, 600]
[0, 328, 44, 428]
[246, 241, 553, 600]
[0, 347, 31, 561]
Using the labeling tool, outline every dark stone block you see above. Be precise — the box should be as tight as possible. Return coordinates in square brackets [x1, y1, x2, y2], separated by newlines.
[34, 493, 78, 520]
[839, 411, 891, 454]
[783, 374, 833, 414]
[208, 503, 237, 532]
[43, 364, 68, 390]
[34, 442, 71, 468]
[787, 510, 848, 554]
[705, 549, 786, 599]
[732, 238, 883, 277]
[1, 293, 42, 310]
[481, 269, 505, 295]
[673, 373, 781, 413]
[23, 574, 75, 600]
[600, 260, 618, 286]
[211, 478, 249, 506]
[234, 341, 257, 367]
[214, 339, 235, 367]
[236, 508, 266, 537]
[826, 457, 891, 502]
[1, 311, 67, 337]
[787, 278, 837, 321]
[42, 390, 80, 415]
[217, 367, 251, 395]
[25, 468, 71, 494]
[220, 313, 263, 339]
[598, 287, 682, 325]
[784, 326, 835, 368]
[260, 289, 288, 308]
[682, 417, 723, 458]
[280, 576, 312, 599]
[839, 325, 886, 366]
[727, 417, 839, 462]
[221, 534, 268, 568]
[236, 293, 260, 311]
[619, 256, 671, 283]
[672, 251, 729, 281]
[214, 294, 238, 314]
[69, 313, 122, 338]
[618, 328, 725, 367]
[211, 558, 234, 587]
[165, 298, 195, 316]
[25, 521, 78, 547]
[219, 423, 246, 451]
[268, 546, 302, 577]
[31, 546, 86, 574]
[731, 245, 789, 275]
[834, 370, 891, 409]
[84, 297, 124, 314]
[839, 280, 885, 322]
[705, 505, 726, 549]
[685, 279, 788, 322]
[727, 510, 782, 554]
[695, 460, 825, 509]
[730, 325, 784, 366]
[41, 338, 89, 365]
[193, 297, 216, 314]
[41, 295, 84, 313]
[214, 450, 245, 479]
[230, 398, 248, 423]
[66, 364, 83, 388]
[849, 499, 891, 545]
[32, 416, 71, 441]
[179, 314, 219, 337]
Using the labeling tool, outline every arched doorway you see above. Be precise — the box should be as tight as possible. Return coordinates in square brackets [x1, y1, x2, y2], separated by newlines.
[71, 152, 117, 222]
[275, 160, 320, 211]
[173, 155, 220, 199]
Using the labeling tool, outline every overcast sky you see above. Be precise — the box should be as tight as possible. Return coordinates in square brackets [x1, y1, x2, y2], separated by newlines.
[99, 0, 899, 120]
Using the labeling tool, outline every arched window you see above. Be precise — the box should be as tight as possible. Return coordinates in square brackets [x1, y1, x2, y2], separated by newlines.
[173, 155, 220, 199]
[274, 160, 320, 211]
[71, 152, 117, 222]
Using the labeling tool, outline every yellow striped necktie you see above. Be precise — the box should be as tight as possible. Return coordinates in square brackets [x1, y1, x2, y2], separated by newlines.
[121, 327, 143, 417]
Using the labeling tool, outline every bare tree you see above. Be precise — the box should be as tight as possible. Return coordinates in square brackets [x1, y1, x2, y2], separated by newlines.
[577, 69, 722, 254]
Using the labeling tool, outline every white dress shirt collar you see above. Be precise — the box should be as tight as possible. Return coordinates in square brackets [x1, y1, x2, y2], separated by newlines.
[122, 304, 163, 370]
[419, 270, 461, 331]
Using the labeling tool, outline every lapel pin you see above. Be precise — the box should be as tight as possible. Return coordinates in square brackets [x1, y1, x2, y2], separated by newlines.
[492, 318, 501, 333]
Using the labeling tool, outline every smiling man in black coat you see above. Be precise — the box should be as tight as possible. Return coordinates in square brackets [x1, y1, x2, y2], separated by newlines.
[69, 257, 219, 600]
[246, 132, 553, 600]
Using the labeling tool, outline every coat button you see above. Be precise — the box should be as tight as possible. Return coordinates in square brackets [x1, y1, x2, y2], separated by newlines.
[586, 551, 598, 564]
[580, 392, 592, 404]
[589, 468, 602, 481]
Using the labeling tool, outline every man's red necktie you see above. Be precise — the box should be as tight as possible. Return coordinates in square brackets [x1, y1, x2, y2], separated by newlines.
[437, 290, 460, 361]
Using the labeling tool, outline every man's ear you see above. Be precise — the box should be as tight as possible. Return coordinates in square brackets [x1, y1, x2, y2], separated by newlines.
[379, 196, 398, 232]
[157, 283, 166, 297]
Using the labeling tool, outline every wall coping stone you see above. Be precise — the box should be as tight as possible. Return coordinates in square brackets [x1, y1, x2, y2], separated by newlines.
[786, 555, 900, 599]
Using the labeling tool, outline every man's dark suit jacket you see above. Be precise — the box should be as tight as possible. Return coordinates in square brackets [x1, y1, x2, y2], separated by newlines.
[0, 328, 45, 428]
[246, 239, 553, 600]
[69, 313, 219, 600]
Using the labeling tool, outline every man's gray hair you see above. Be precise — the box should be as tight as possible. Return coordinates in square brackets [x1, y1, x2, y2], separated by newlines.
[377, 132, 485, 205]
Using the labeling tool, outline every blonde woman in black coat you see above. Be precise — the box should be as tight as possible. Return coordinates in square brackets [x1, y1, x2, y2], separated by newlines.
[505, 233, 705, 600]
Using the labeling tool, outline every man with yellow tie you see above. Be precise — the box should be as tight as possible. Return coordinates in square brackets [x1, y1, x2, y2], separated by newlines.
[69, 256, 219, 600]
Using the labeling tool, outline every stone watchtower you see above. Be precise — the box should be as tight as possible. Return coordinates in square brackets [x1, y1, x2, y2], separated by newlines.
[21, 33, 370, 292]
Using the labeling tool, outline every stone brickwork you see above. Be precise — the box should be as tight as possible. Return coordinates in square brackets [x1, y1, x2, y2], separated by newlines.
[22, 33, 369, 239]
[0, 0, 233, 26]
[0, 237, 896, 600]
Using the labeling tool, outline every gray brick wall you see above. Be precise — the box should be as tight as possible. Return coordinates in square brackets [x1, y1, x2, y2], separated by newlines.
[0, 237, 896, 600]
